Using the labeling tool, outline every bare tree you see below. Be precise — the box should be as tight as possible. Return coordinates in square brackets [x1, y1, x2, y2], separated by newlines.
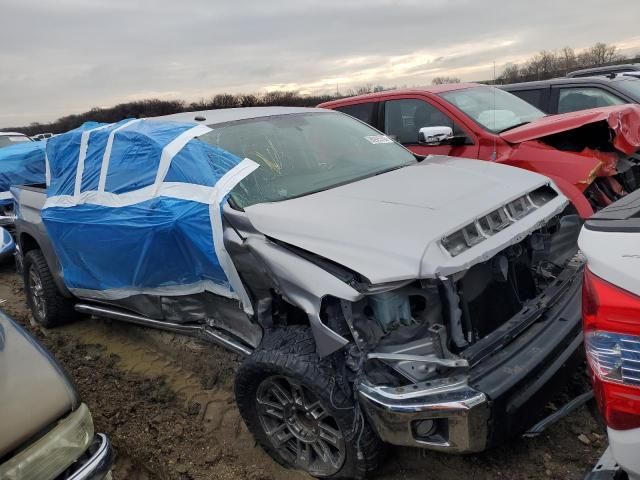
[559, 47, 578, 74]
[496, 64, 521, 84]
[431, 76, 461, 85]
[238, 94, 259, 107]
[590, 42, 623, 65]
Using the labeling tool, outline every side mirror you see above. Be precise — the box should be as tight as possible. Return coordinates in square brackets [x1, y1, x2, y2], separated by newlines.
[418, 126, 453, 145]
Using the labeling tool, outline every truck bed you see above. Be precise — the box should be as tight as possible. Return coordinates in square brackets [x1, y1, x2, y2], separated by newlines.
[584, 188, 640, 233]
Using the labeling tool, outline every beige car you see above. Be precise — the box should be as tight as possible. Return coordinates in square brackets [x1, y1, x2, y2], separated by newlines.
[0, 310, 112, 479]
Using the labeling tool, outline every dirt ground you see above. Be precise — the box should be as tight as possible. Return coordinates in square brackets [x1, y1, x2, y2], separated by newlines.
[0, 263, 605, 480]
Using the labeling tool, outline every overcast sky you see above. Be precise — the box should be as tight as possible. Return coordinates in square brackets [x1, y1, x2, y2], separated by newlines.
[1, 0, 639, 127]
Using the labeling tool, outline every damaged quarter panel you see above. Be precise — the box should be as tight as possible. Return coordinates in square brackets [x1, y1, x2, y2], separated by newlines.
[243, 236, 363, 357]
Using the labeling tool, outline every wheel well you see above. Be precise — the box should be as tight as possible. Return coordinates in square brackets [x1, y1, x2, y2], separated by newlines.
[20, 233, 40, 255]
[272, 292, 309, 327]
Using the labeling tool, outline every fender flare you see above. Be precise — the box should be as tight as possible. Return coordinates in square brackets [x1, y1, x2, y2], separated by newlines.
[546, 174, 594, 219]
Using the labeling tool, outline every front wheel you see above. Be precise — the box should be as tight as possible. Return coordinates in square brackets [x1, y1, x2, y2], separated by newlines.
[234, 327, 384, 479]
[23, 249, 76, 327]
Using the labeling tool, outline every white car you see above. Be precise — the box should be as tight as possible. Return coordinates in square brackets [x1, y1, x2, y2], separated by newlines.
[0, 131, 32, 149]
[579, 189, 640, 480]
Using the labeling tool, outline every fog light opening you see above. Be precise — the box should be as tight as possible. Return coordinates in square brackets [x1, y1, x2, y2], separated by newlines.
[414, 419, 437, 438]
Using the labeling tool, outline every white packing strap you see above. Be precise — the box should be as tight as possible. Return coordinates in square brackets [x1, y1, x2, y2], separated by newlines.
[98, 119, 143, 193]
[44, 182, 218, 209]
[0, 191, 12, 200]
[45, 147, 50, 187]
[208, 158, 259, 315]
[152, 124, 212, 195]
[74, 124, 112, 202]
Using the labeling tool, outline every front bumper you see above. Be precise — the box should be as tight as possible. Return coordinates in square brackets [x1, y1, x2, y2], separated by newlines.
[358, 376, 490, 452]
[65, 433, 113, 480]
[358, 262, 583, 453]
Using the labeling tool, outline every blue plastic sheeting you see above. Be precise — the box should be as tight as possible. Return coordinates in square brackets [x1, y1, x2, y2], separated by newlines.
[42, 119, 258, 312]
[0, 141, 46, 205]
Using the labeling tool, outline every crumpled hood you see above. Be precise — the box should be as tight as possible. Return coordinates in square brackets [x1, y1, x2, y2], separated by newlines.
[244, 156, 568, 284]
[0, 312, 77, 458]
[500, 104, 640, 155]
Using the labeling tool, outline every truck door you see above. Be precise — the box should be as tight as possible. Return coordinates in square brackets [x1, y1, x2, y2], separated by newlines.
[380, 98, 479, 158]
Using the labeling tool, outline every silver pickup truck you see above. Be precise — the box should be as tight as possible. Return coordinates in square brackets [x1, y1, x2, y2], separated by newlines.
[14, 107, 586, 479]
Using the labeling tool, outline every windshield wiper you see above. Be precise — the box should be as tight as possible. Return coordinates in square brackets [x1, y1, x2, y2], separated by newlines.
[497, 121, 531, 134]
[282, 163, 413, 201]
[373, 164, 411, 176]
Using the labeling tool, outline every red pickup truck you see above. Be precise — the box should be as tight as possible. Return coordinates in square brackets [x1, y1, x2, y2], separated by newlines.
[319, 83, 640, 218]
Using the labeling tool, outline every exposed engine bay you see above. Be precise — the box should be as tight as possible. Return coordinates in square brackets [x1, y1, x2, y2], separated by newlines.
[333, 210, 582, 387]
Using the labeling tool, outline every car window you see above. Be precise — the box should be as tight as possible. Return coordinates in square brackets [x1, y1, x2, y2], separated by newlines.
[510, 89, 544, 110]
[439, 87, 545, 133]
[334, 103, 376, 125]
[612, 78, 640, 101]
[558, 87, 627, 113]
[198, 112, 416, 208]
[383, 99, 466, 144]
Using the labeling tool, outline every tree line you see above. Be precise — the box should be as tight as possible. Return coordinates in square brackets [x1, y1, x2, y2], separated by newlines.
[7, 91, 343, 136]
[3, 42, 638, 135]
[495, 42, 639, 84]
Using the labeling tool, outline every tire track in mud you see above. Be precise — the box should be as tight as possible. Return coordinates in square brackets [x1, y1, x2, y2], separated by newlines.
[57, 319, 309, 480]
[64, 320, 242, 437]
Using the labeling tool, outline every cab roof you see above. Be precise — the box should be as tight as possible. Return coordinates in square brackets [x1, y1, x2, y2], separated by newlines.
[318, 83, 483, 107]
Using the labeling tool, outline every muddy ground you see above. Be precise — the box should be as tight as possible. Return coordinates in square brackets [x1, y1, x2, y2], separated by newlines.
[1, 263, 605, 479]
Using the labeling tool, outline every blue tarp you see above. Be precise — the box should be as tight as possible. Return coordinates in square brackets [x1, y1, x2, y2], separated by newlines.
[42, 119, 257, 311]
[0, 141, 46, 205]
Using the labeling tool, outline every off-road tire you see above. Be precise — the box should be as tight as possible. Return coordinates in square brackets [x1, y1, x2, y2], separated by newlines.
[23, 249, 76, 328]
[235, 326, 384, 479]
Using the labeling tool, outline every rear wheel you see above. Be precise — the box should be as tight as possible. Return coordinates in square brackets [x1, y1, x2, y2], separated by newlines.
[235, 327, 384, 479]
[23, 249, 76, 327]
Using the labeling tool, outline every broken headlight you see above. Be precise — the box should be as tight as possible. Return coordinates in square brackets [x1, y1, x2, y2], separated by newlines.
[0, 404, 94, 480]
[441, 185, 558, 257]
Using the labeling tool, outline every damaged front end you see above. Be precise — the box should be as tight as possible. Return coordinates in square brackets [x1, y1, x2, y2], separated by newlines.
[503, 105, 640, 215]
[240, 158, 586, 453]
[322, 195, 584, 452]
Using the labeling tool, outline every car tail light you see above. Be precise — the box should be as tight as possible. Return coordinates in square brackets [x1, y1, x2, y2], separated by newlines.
[583, 268, 640, 430]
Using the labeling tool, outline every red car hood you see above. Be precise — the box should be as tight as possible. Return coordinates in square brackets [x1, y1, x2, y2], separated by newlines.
[500, 105, 640, 155]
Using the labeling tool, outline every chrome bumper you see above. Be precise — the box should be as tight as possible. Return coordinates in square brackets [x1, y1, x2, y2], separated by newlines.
[357, 376, 490, 453]
[67, 433, 113, 480]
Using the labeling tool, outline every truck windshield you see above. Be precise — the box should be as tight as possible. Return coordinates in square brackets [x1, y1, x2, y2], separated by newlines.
[198, 112, 416, 208]
[440, 87, 546, 133]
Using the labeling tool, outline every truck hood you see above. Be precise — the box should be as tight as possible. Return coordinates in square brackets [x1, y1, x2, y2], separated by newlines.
[244, 156, 568, 284]
[0, 312, 77, 458]
[500, 104, 640, 155]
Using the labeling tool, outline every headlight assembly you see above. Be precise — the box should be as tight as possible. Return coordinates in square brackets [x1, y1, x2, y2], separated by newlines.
[0, 403, 94, 480]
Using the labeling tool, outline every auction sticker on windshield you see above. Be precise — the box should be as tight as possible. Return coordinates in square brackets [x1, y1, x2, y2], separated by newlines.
[364, 135, 393, 144]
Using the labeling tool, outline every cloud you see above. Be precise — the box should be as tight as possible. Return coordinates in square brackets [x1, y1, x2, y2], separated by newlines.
[1, 0, 639, 126]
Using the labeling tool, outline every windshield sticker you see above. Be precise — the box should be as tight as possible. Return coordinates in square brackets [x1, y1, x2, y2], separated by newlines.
[364, 135, 393, 144]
